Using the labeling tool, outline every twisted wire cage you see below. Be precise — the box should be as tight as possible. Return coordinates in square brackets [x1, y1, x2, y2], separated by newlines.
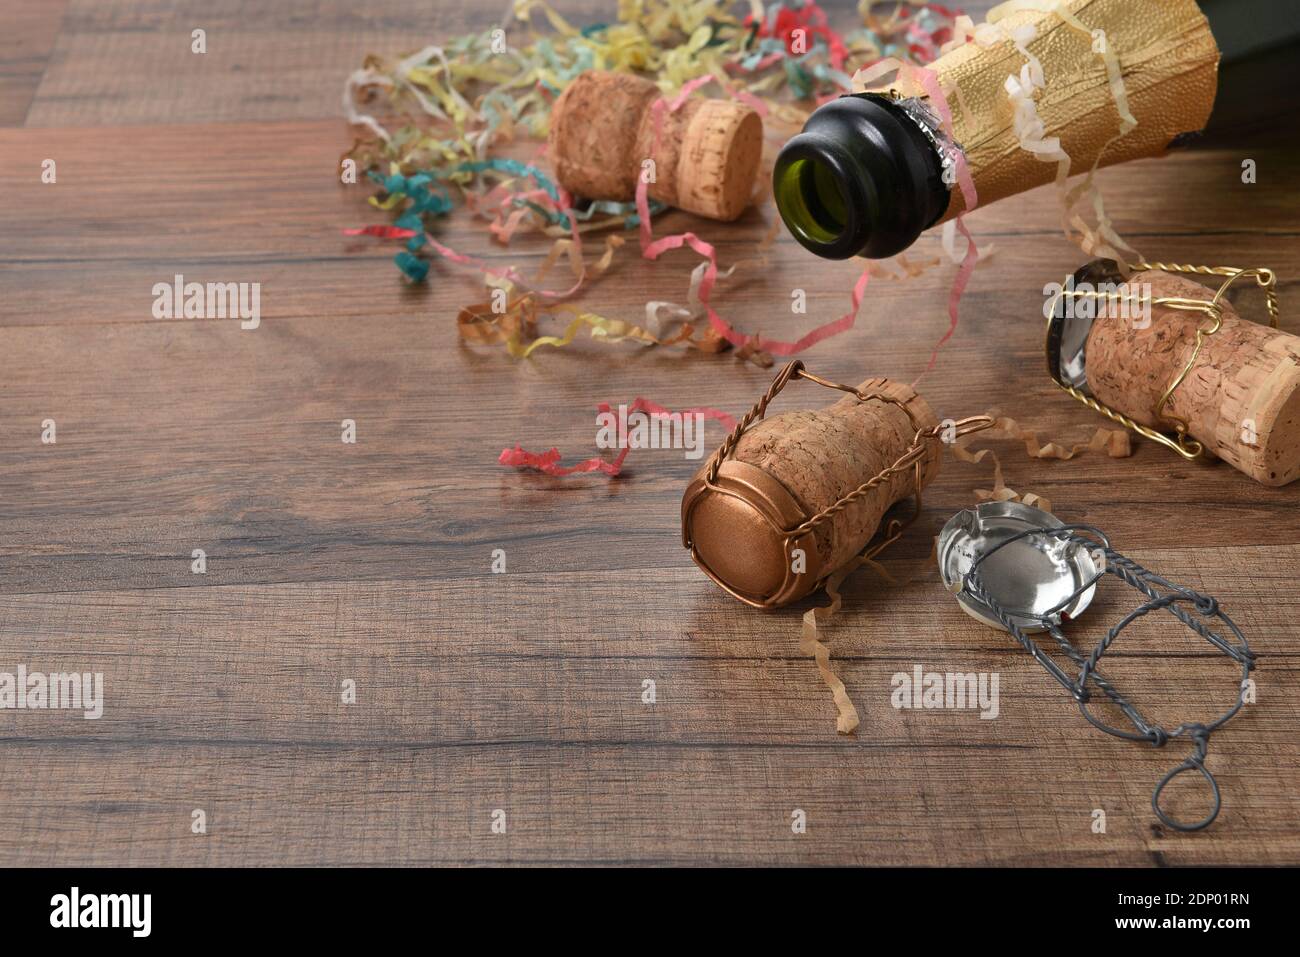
[962, 523, 1256, 831]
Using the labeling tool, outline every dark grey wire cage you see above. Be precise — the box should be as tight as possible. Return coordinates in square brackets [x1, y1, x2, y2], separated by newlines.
[962, 522, 1256, 832]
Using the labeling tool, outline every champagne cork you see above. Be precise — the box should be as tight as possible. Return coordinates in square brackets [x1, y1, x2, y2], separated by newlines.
[1050, 263, 1300, 486]
[548, 70, 763, 222]
[682, 373, 941, 608]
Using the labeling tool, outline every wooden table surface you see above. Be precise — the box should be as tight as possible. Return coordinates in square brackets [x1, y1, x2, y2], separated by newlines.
[1, 0, 1297, 867]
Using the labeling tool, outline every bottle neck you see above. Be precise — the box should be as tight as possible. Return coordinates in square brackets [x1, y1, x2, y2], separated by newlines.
[772, 94, 949, 260]
[774, 1, 1300, 260]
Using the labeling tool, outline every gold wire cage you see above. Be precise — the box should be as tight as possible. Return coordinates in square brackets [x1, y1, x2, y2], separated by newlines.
[1046, 261, 1280, 460]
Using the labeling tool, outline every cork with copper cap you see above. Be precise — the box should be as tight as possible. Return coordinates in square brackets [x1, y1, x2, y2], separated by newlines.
[682, 362, 991, 608]
[548, 69, 763, 222]
[1048, 259, 1299, 486]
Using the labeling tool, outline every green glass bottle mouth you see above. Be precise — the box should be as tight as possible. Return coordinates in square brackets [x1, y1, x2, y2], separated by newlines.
[774, 155, 850, 247]
[773, 94, 952, 260]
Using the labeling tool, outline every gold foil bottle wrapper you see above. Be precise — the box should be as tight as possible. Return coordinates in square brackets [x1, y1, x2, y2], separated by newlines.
[871, 0, 1219, 219]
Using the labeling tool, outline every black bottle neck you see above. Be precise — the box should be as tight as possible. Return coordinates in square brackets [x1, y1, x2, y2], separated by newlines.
[773, 94, 949, 260]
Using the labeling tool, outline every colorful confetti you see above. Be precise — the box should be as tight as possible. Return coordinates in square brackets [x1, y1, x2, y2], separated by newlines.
[342, 1, 968, 365]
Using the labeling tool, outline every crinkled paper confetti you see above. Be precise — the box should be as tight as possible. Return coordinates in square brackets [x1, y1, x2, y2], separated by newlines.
[343, 0, 976, 366]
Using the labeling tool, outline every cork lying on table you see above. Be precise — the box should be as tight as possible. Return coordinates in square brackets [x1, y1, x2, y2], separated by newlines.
[1085, 270, 1300, 486]
[547, 70, 763, 222]
[682, 377, 940, 607]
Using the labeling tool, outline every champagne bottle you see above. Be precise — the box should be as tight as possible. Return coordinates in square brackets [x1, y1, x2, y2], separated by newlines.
[773, 0, 1300, 260]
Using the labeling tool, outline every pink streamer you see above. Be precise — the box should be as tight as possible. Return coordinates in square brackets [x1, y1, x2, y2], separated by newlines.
[498, 444, 628, 477]
[500, 397, 737, 478]
[897, 62, 980, 382]
[634, 76, 869, 358]
[343, 225, 419, 239]
[416, 200, 588, 300]
[350, 143, 591, 301]
[917, 216, 978, 379]
[595, 397, 736, 432]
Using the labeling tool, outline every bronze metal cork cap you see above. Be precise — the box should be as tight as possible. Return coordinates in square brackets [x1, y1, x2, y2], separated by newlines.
[681, 362, 967, 610]
[681, 460, 825, 608]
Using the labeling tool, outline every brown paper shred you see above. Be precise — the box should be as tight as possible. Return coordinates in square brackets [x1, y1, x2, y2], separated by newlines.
[800, 559, 865, 735]
[798, 512, 928, 736]
[951, 416, 1132, 512]
[984, 416, 1133, 461]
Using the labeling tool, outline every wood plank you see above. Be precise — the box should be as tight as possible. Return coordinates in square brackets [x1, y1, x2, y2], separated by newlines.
[20, 0, 1002, 128]
[1, 0, 1297, 866]
[22, 0, 608, 127]
[0, 554, 1295, 864]
[0, 0, 68, 126]
[0, 578, 1294, 866]
[4, 741, 1296, 866]
[2, 123, 1298, 599]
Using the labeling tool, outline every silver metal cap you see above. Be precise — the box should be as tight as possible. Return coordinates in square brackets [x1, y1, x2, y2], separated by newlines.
[937, 501, 1098, 633]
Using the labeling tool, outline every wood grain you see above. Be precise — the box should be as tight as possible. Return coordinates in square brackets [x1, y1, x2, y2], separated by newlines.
[1, 0, 1297, 866]
[0, 1, 68, 126]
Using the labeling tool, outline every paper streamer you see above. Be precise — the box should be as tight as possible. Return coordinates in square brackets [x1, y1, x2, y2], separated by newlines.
[343, 1, 968, 366]
[800, 534, 915, 736]
[979, 0, 1142, 263]
[953, 415, 1133, 510]
[500, 398, 737, 478]
[633, 74, 871, 358]
[854, 58, 982, 383]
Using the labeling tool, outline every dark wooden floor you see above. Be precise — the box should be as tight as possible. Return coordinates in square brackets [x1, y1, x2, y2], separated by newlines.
[1, 0, 1297, 866]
